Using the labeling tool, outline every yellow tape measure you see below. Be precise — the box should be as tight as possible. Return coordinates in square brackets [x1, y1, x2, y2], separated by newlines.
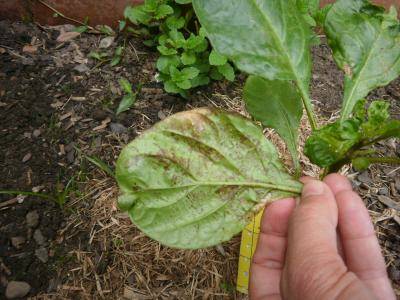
[236, 210, 263, 294]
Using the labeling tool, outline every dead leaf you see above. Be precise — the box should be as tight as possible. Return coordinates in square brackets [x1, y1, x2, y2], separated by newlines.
[57, 31, 81, 43]
[51, 101, 64, 108]
[0, 47, 6, 54]
[22, 45, 38, 53]
[32, 185, 45, 193]
[99, 36, 115, 49]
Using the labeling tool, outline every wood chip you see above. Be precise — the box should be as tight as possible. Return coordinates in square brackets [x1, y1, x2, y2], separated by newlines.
[51, 101, 64, 108]
[71, 96, 86, 101]
[93, 117, 111, 131]
[378, 196, 400, 211]
[22, 45, 38, 53]
[393, 215, 400, 226]
[22, 153, 32, 163]
[56, 31, 80, 43]
[60, 111, 73, 121]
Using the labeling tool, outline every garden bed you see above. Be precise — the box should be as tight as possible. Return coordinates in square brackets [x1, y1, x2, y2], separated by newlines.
[0, 20, 399, 299]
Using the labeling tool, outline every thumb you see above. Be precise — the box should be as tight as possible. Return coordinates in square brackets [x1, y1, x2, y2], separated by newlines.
[282, 180, 345, 298]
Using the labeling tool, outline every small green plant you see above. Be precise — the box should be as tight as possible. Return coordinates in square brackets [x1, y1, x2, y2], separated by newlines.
[116, 78, 142, 115]
[123, 0, 235, 97]
[116, 0, 400, 249]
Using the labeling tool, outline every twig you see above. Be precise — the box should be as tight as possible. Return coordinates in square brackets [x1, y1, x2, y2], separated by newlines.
[36, 0, 96, 31]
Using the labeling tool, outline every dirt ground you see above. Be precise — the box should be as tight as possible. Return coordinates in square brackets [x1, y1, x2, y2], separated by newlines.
[0, 20, 399, 299]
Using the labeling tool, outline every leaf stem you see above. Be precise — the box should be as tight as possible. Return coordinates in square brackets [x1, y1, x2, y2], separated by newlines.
[360, 156, 400, 165]
[296, 83, 318, 131]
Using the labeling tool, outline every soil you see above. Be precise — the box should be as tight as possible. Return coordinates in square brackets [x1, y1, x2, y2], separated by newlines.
[0, 20, 399, 299]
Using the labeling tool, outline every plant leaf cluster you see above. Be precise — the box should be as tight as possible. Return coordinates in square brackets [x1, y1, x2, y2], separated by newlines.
[305, 99, 400, 172]
[123, 0, 235, 97]
[116, 0, 400, 249]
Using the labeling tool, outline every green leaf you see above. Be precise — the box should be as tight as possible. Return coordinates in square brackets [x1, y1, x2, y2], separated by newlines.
[244, 76, 303, 174]
[157, 55, 181, 73]
[209, 49, 227, 66]
[84, 155, 115, 178]
[111, 56, 122, 67]
[119, 78, 133, 94]
[176, 79, 192, 89]
[74, 25, 88, 33]
[116, 94, 136, 115]
[305, 100, 400, 169]
[155, 4, 174, 19]
[352, 157, 371, 172]
[157, 45, 178, 56]
[324, 0, 400, 121]
[193, 0, 312, 91]
[181, 51, 196, 65]
[166, 16, 186, 30]
[89, 51, 107, 60]
[191, 74, 210, 87]
[210, 67, 224, 80]
[164, 80, 182, 94]
[124, 6, 152, 25]
[181, 67, 200, 79]
[217, 63, 235, 81]
[175, 0, 192, 4]
[116, 109, 302, 249]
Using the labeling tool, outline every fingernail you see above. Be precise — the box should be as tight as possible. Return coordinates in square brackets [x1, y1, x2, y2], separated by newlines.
[302, 181, 325, 197]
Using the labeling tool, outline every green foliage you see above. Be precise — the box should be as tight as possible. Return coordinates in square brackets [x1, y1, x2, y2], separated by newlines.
[324, 0, 400, 121]
[116, 0, 400, 249]
[123, 0, 235, 97]
[116, 78, 141, 115]
[244, 76, 303, 175]
[305, 100, 400, 170]
[116, 109, 302, 249]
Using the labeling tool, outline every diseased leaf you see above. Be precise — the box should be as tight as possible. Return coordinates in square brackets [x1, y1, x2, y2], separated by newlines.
[192, 0, 312, 92]
[324, 0, 400, 121]
[116, 109, 302, 249]
[244, 76, 303, 174]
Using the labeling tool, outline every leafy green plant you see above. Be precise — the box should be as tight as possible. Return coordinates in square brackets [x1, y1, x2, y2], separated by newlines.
[116, 78, 142, 115]
[116, 0, 400, 249]
[123, 0, 235, 97]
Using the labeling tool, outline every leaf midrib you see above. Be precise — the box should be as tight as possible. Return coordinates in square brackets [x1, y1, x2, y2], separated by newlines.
[341, 21, 384, 121]
[249, 0, 304, 86]
[137, 181, 303, 194]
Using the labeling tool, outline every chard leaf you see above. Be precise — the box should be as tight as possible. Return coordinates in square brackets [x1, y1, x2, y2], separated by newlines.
[324, 0, 400, 121]
[192, 0, 312, 94]
[244, 76, 303, 175]
[116, 109, 302, 249]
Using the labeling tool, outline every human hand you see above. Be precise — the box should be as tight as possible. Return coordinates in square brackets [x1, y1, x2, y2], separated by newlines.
[250, 174, 395, 300]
